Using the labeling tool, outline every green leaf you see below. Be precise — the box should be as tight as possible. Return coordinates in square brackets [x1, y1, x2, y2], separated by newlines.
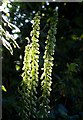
[2, 85, 7, 92]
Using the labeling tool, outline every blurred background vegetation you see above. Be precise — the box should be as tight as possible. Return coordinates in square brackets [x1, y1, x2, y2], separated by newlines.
[1, 1, 83, 120]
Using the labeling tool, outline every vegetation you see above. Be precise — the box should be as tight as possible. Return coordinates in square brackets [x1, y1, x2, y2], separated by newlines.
[1, 1, 83, 120]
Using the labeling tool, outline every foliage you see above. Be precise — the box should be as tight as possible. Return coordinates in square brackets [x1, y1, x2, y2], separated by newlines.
[0, 1, 20, 55]
[0, 1, 20, 95]
[2, 2, 83, 120]
[48, 103, 80, 120]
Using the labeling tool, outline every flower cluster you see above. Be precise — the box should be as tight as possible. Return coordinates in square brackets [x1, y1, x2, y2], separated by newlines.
[40, 9, 58, 118]
[19, 12, 40, 119]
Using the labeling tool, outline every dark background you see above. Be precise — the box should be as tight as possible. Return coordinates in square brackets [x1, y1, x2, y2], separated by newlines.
[2, 2, 83, 120]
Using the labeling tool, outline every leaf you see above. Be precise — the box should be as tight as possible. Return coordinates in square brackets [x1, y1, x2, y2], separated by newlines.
[2, 85, 7, 92]
[15, 65, 20, 71]
[2, 37, 13, 55]
[2, 15, 20, 32]
[57, 104, 68, 117]
[25, 37, 30, 43]
[67, 63, 78, 73]
[40, 72, 45, 80]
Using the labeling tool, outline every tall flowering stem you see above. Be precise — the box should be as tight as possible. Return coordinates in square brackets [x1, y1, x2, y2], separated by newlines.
[19, 12, 40, 119]
[40, 8, 58, 118]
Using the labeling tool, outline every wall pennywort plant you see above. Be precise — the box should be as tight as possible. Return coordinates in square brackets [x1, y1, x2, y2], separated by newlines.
[19, 8, 58, 120]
